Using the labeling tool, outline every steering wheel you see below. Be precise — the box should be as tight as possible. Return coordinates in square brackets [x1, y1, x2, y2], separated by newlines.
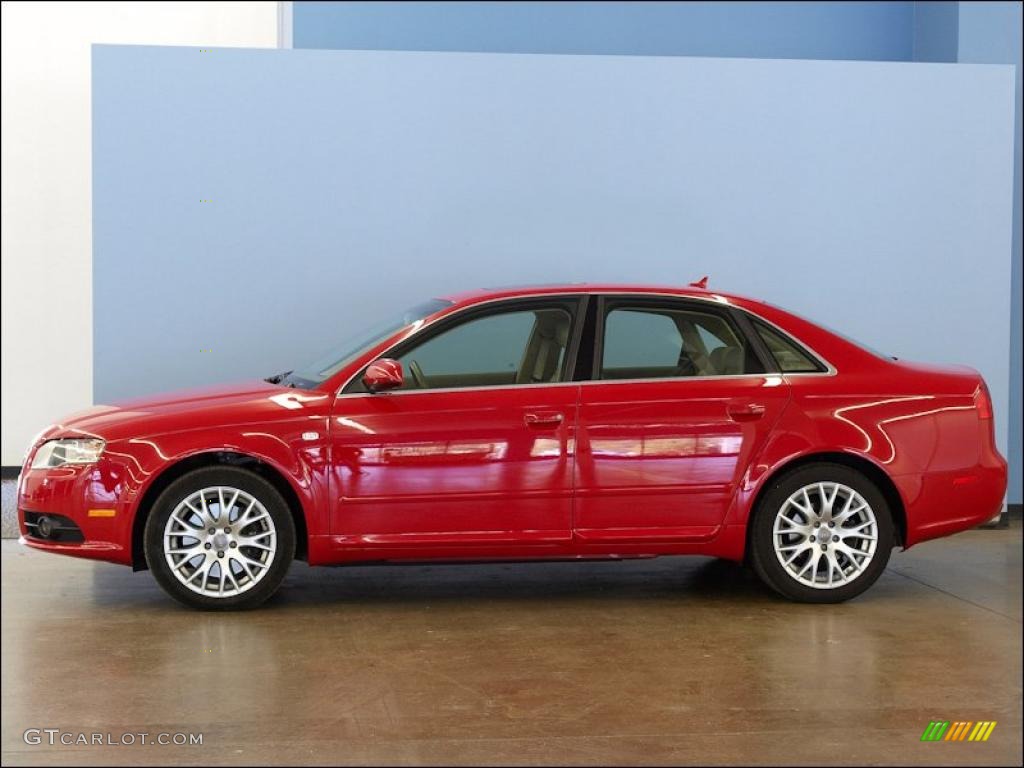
[408, 360, 428, 389]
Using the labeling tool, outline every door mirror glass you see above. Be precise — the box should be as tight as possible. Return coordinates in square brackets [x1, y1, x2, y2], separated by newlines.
[362, 358, 404, 392]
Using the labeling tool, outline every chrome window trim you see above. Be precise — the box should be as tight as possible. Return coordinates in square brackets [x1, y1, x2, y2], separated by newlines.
[335, 372, 794, 400]
[334, 290, 836, 398]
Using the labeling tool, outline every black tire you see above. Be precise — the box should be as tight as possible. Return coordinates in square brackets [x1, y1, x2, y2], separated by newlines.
[749, 463, 894, 603]
[144, 466, 295, 610]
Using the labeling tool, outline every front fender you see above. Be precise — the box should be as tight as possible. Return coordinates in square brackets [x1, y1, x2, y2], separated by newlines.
[109, 420, 331, 565]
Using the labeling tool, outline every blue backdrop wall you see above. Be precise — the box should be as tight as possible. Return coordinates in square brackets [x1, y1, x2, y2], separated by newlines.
[957, 0, 1023, 507]
[289, 0, 1022, 505]
[292, 1, 916, 60]
[92, 46, 1015, 475]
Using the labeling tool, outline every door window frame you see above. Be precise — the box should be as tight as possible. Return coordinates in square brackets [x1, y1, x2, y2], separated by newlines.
[341, 296, 589, 395]
[587, 295, 778, 382]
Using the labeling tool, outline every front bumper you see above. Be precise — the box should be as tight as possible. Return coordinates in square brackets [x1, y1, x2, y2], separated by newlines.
[17, 463, 134, 566]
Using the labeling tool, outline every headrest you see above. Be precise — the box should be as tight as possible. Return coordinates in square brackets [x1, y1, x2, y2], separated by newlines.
[710, 346, 742, 375]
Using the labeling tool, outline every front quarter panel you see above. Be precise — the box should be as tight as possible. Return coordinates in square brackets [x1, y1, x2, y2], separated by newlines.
[18, 389, 333, 566]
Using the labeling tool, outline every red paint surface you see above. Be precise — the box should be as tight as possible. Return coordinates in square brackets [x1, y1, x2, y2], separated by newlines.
[18, 284, 1007, 566]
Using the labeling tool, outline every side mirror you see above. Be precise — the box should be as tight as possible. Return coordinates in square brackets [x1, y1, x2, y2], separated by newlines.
[362, 358, 404, 393]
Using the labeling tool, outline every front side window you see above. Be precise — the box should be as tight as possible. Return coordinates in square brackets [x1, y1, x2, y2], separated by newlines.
[392, 305, 574, 390]
[600, 303, 763, 380]
[752, 320, 826, 373]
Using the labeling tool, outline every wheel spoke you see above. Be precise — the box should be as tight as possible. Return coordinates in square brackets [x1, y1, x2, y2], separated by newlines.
[169, 521, 197, 536]
[843, 520, 874, 533]
[775, 515, 807, 532]
[238, 499, 258, 524]
[834, 542, 866, 571]
[800, 488, 814, 514]
[199, 492, 212, 525]
[234, 554, 256, 581]
[842, 531, 877, 541]
[778, 541, 807, 552]
[184, 555, 211, 584]
[223, 562, 239, 591]
[225, 490, 240, 521]
[783, 543, 812, 566]
[173, 553, 200, 571]
[238, 530, 274, 549]
[166, 545, 200, 556]
[834, 503, 867, 525]
[239, 551, 268, 570]
[239, 515, 270, 532]
[819, 483, 839, 517]
[798, 550, 819, 580]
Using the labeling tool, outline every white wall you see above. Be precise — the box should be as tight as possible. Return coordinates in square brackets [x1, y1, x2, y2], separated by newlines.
[0, 1, 278, 465]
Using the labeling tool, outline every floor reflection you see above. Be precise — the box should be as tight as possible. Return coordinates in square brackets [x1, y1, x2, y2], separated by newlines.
[2, 529, 1020, 766]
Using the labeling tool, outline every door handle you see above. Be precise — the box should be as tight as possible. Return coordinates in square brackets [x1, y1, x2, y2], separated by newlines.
[524, 412, 564, 427]
[727, 402, 766, 421]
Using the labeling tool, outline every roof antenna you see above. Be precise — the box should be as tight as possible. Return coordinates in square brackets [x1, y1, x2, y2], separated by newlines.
[689, 276, 709, 289]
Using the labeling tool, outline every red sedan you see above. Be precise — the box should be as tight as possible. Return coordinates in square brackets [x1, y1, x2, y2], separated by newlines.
[18, 283, 1006, 608]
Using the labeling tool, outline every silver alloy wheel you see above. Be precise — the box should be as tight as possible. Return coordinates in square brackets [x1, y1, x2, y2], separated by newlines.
[772, 481, 878, 590]
[163, 486, 276, 598]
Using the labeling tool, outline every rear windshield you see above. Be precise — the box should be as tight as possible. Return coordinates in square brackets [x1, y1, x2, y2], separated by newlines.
[763, 304, 893, 362]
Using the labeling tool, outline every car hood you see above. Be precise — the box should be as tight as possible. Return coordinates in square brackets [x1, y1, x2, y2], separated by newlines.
[46, 381, 329, 442]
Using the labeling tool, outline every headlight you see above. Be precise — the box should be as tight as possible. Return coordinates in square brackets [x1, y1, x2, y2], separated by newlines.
[30, 438, 105, 469]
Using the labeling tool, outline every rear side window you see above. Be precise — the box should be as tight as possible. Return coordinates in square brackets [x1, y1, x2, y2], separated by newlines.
[599, 303, 764, 379]
[752, 320, 826, 373]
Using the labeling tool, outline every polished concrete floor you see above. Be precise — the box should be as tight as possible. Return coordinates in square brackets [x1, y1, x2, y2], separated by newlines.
[2, 524, 1021, 766]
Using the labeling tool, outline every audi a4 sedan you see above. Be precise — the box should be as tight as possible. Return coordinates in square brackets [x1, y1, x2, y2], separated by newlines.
[18, 283, 1006, 609]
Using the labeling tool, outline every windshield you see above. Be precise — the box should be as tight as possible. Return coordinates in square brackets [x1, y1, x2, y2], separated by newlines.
[278, 299, 452, 389]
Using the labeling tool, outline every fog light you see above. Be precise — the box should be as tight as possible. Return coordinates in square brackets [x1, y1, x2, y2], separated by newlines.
[36, 515, 54, 539]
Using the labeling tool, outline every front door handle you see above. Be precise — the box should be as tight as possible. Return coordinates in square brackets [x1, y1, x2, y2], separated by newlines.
[524, 412, 564, 427]
[727, 402, 766, 421]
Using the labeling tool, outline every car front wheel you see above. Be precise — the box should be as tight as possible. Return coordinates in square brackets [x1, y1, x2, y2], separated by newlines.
[749, 463, 894, 603]
[144, 466, 295, 610]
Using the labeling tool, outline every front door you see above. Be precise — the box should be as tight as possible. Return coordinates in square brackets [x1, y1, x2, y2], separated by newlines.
[574, 297, 790, 543]
[329, 298, 583, 551]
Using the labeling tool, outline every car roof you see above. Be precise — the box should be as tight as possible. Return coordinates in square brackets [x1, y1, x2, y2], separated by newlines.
[441, 282, 753, 306]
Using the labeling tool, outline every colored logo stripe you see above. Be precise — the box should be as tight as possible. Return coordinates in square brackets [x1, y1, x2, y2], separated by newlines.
[923, 721, 997, 742]
[969, 722, 997, 742]
[945, 721, 970, 741]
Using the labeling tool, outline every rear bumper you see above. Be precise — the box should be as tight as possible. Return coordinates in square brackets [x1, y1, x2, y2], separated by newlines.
[897, 459, 1007, 548]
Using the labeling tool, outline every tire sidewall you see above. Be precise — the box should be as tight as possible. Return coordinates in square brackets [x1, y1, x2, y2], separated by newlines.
[144, 466, 295, 610]
[750, 463, 894, 603]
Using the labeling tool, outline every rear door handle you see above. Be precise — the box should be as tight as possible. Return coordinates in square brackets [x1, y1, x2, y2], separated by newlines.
[524, 412, 564, 427]
[727, 402, 766, 421]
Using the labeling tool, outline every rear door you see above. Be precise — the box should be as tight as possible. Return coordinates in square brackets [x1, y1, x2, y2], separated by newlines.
[574, 296, 790, 543]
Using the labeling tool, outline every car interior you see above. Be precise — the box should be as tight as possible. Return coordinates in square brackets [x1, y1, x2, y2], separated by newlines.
[397, 308, 573, 390]
[598, 307, 757, 380]
[365, 301, 771, 391]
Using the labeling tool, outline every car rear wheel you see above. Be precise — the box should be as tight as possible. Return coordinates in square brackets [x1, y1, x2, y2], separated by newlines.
[749, 463, 894, 603]
[144, 466, 295, 610]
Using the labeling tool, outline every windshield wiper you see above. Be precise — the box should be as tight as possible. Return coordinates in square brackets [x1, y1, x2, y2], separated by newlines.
[264, 370, 293, 385]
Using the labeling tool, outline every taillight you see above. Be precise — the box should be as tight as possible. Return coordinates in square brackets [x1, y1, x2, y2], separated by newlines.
[974, 382, 993, 420]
